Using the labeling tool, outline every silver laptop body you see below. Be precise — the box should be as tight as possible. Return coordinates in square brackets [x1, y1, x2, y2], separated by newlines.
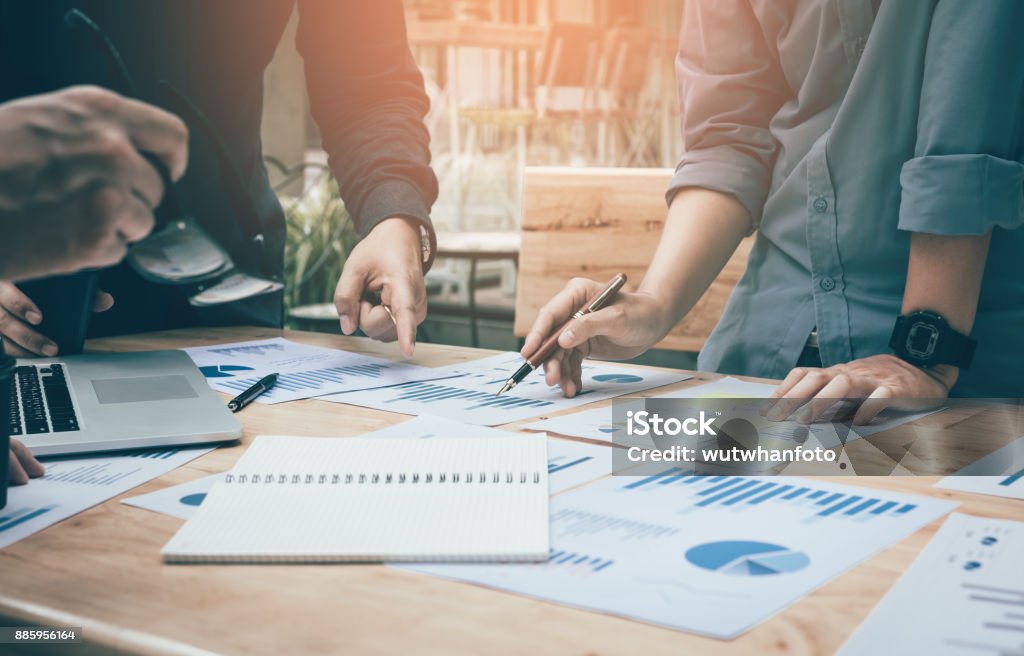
[11, 349, 242, 456]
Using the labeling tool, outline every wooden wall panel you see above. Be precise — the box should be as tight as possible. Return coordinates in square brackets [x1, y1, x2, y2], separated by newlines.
[514, 167, 753, 352]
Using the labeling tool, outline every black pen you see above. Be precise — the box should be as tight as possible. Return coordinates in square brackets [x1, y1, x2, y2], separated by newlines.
[227, 373, 279, 412]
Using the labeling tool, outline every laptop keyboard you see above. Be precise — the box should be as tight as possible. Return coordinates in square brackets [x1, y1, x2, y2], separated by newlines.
[8, 364, 81, 435]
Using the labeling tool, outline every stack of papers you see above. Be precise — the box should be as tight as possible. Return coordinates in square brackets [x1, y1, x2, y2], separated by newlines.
[0, 446, 214, 549]
[324, 352, 691, 425]
[184, 338, 460, 404]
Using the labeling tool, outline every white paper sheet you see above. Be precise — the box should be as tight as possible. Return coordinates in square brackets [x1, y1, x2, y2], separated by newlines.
[183, 337, 458, 404]
[839, 513, 1024, 655]
[324, 352, 691, 425]
[402, 473, 955, 639]
[0, 446, 214, 549]
[935, 436, 1024, 500]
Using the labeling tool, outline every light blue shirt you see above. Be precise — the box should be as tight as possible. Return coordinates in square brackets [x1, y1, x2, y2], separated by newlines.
[668, 0, 1024, 396]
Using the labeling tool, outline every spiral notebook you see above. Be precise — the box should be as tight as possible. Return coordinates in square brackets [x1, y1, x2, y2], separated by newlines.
[161, 435, 550, 563]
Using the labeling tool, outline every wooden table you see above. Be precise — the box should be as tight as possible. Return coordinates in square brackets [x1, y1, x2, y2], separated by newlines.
[1, 326, 1021, 656]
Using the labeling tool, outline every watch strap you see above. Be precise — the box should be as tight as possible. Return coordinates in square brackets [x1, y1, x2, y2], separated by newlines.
[889, 313, 976, 369]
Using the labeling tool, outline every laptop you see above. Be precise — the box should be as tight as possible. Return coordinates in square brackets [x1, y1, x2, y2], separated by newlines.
[10, 350, 242, 457]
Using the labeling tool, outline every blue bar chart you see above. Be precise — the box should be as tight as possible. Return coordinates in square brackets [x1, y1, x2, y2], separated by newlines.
[326, 352, 692, 425]
[546, 548, 615, 574]
[382, 381, 553, 412]
[620, 470, 921, 521]
[0, 505, 57, 534]
[206, 342, 285, 357]
[219, 363, 396, 398]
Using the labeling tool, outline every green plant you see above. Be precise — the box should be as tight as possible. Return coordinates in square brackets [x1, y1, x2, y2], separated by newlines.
[267, 158, 360, 318]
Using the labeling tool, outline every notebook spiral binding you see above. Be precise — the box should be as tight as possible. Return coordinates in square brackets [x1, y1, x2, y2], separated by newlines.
[224, 471, 543, 485]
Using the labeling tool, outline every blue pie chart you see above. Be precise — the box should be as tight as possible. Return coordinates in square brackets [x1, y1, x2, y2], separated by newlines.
[685, 541, 810, 576]
[179, 493, 207, 507]
[200, 364, 255, 378]
[592, 373, 644, 384]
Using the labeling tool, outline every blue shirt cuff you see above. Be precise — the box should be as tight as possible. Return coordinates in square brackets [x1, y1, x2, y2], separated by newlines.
[899, 154, 1024, 235]
[666, 147, 771, 230]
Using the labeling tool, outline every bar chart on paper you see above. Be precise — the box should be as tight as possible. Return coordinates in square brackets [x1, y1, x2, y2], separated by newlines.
[0, 446, 213, 549]
[839, 513, 1024, 655]
[936, 436, 1024, 500]
[402, 473, 955, 639]
[326, 352, 691, 425]
[184, 338, 459, 403]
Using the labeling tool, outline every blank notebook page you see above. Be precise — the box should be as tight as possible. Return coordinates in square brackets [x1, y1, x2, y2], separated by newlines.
[162, 434, 549, 563]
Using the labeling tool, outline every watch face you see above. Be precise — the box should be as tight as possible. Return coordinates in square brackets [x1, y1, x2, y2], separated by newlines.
[906, 321, 940, 359]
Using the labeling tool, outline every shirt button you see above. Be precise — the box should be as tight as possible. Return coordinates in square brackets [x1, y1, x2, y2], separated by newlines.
[813, 197, 829, 213]
[820, 276, 836, 291]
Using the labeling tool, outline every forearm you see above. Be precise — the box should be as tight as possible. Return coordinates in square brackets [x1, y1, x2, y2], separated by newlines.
[638, 188, 750, 325]
[296, 0, 437, 237]
[900, 231, 991, 389]
[901, 232, 991, 334]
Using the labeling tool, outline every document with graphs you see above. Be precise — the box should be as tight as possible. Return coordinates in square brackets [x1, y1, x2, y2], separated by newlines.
[401, 473, 955, 638]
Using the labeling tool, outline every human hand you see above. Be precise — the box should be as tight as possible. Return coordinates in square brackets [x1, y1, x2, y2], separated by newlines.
[521, 278, 673, 397]
[333, 217, 426, 357]
[0, 86, 189, 281]
[7, 438, 45, 485]
[761, 354, 954, 425]
[0, 282, 113, 356]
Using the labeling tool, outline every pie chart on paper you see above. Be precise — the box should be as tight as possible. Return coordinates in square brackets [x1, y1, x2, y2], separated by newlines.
[199, 364, 255, 379]
[592, 373, 644, 384]
[685, 540, 810, 576]
[179, 493, 207, 507]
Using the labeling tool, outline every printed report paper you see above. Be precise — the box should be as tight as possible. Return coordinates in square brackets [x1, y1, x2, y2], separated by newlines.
[184, 337, 459, 404]
[840, 513, 1024, 655]
[402, 473, 955, 639]
[325, 352, 691, 425]
[0, 446, 214, 549]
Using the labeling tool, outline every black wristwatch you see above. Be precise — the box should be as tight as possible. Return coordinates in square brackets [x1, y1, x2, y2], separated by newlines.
[889, 311, 976, 369]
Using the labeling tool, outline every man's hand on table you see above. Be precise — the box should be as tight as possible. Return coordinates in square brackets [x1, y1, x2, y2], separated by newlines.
[762, 354, 954, 425]
[333, 217, 427, 357]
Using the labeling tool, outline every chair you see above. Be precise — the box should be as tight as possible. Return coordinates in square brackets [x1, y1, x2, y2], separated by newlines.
[592, 26, 663, 166]
[513, 167, 754, 353]
[532, 23, 602, 164]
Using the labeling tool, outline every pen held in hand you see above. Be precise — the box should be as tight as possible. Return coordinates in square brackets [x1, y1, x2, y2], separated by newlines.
[497, 273, 628, 396]
[227, 373, 279, 412]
